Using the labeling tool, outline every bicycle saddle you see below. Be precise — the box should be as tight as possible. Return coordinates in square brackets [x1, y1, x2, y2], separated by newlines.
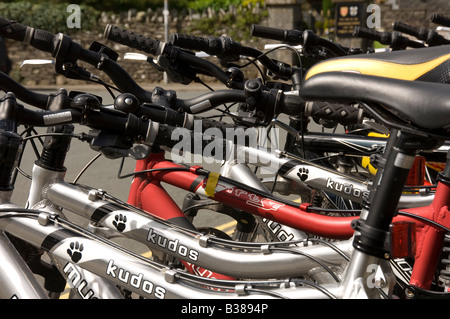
[300, 72, 450, 132]
[305, 44, 450, 83]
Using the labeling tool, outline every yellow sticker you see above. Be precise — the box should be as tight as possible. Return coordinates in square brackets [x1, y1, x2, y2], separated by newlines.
[205, 172, 220, 197]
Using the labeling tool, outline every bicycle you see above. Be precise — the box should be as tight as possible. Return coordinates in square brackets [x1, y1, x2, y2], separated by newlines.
[0, 15, 450, 300]
[104, 22, 450, 242]
[3, 70, 450, 299]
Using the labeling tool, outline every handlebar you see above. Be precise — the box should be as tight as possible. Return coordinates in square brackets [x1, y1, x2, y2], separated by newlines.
[168, 33, 243, 62]
[0, 86, 364, 167]
[167, 32, 299, 80]
[251, 24, 303, 45]
[353, 27, 425, 50]
[0, 17, 366, 143]
[104, 24, 245, 89]
[1, 94, 364, 166]
[0, 17, 309, 122]
[0, 92, 148, 136]
[0, 72, 58, 109]
[251, 25, 349, 57]
[0, 17, 154, 102]
[393, 21, 450, 46]
[430, 13, 450, 28]
[0, 92, 250, 159]
[305, 101, 365, 128]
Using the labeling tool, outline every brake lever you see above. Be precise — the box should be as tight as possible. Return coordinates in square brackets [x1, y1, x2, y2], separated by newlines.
[270, 118, 301, 141]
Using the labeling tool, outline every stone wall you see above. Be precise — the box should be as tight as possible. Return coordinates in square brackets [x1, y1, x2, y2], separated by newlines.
[5, 1, 450, 87]
[6, 6, 270, 87]
[379, 0, 450, 30]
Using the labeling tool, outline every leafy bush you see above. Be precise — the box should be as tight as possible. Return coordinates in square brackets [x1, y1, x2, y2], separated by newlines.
[0, 2, 101, 33]
[4, 0, 193, 12]
[187, 2, 267, 41]
[188, 0, 264, 12]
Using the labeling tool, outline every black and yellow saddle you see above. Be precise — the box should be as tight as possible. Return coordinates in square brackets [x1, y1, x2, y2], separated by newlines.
[304, 44, 450, 83]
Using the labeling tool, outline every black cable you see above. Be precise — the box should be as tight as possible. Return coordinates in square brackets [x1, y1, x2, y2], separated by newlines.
[194, 77, 215, 92]
[174, 269, 337, 299]
[116, 157, 191, 179]
[72, 153, 102, 184]
[69, 66, 120, 100]
[306, 206, 361, 215]
[22, 127, 43, 160]
[244, 287, 289, 299]
[21, 132, 80, 141]
[397, 210, 450, 232]
[241, 57, 266, 85]
[239, 44, 303, 74]
[14, 166, 32, 180]
[269, 247, 340, 282]
[305, 237, 350, 261]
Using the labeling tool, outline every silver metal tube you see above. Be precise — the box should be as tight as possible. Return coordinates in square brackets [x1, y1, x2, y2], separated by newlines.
[24, 164, 126, 299]
[240, 145, 434, 208]
[0, 230, 49, 299]
[0, 208, 343, 299]
[47, 182, 351, 279]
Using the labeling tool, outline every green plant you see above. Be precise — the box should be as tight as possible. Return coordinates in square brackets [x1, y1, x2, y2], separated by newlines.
[188, 0, 264, 12]
[0, 2, 101, 33]
[187, 1, 267, 41]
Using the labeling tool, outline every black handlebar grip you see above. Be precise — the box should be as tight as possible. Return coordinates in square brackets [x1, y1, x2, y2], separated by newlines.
[305, 101, 364, 126]
[170, 33, 242, 61]
[394, 20, 449, 46]
[104, 24, 161, 56]
[251, 24, 303, 45]
[430, 13, 450, 27]
[169, 33, 209, 52]
[353, 27, 415, 48]
[30, 29, 58, 54]
[393, 21, 422, 38]
[353, 26, 384, 42]
[279, 92, 304, 116]
[152, 124, 178, 149]
[251, 24, 286, 41]
[0, 17, 29, 42]
[0, 17, 57, 53]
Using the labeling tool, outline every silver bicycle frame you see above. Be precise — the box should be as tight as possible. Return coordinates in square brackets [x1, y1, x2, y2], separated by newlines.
[1, 127, 417, 298]
[2, 181, 395, 298]
[0, 206, 356, 298]
[0, 156, 361, 298]
[0, 192, 49, 299]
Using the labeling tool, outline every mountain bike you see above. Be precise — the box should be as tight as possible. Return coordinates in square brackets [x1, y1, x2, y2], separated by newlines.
[103, 22, 450, 242]
[0, 15, 450, 300]
[2, 69, 450, 299]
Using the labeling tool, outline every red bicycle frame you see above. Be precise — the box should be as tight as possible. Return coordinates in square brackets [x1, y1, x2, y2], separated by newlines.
[127, 150, 450, 292]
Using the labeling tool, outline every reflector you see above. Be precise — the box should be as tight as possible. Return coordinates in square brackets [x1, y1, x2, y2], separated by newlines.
[390, 221, 416, 259]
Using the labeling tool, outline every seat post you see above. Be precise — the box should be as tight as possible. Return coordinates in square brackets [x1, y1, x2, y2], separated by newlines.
[341, 129, 435, 298]
[353, 128, 420, 258]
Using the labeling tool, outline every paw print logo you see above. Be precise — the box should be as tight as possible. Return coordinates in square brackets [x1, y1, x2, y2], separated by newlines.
[113, 214, 127, 232]
[67, 241, 84, 263]
[297, 167, 309, 182]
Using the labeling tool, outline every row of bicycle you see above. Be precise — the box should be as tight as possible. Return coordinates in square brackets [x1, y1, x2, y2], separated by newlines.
[0, 12, 449, 299]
